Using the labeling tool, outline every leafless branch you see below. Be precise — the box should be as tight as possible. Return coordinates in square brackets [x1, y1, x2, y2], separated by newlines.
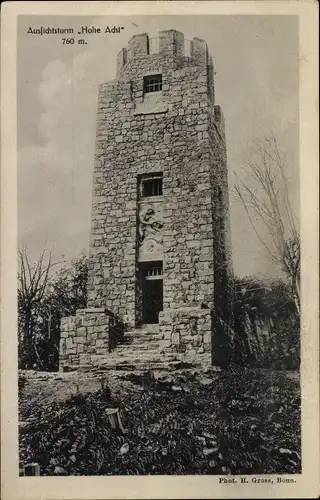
[234, 135, 300, 313]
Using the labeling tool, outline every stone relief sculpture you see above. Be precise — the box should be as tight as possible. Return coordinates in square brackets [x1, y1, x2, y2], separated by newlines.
[138, 203, 164, 245]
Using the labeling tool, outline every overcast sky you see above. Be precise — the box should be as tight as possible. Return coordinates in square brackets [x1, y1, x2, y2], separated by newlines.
[18, 15, 299, 278]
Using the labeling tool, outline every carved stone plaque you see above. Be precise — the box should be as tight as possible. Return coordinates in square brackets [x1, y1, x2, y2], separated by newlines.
[138, 201, 163, 262]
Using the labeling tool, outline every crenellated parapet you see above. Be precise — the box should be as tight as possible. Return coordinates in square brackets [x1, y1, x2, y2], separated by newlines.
[116, 29, 211, 76]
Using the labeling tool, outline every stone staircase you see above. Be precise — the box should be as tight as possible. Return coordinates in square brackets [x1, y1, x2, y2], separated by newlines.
[110, 325, 182, 369]
[79, 325, 196, 372]
[75, 325, 212, 373]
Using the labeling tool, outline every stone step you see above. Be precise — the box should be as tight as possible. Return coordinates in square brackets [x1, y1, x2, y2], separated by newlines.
[75, 354, 210, 373]
[122, 334, 162, 343]
[98, 356, 182, 366]
[109, 352, 162, 361]
[125, 327, 160, 336]
[117, 342, 160, 351]
[77, 357, 203, 373]
[120, 341, 161, 349]
[99, 350, 180, 362]
[111, 345, 210, 362]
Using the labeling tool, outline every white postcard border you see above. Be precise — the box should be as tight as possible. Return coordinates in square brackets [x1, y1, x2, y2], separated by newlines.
[1, 2, 319, 499]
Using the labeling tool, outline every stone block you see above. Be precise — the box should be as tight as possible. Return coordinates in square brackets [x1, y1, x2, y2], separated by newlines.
[192, 335, 202, 348]
[61, 317, 74, 332]
[96, 348, 108, 356]
[66, 338, 74, 349]
[98, 330, 108, 339]
[159, 340, 170, 353]
[203, 332, 212, 344]
[60, 340, 66, 355]
[90, 354, 104, 364]
[75, 336, 85, 344]
[95, 339, 105, 348]
[77, 327, 87, 337]
[163, 331, 172, 341]
[171, 331, 181, 344]
[75, 317, 83, 327]
[79, 354, 91, 364]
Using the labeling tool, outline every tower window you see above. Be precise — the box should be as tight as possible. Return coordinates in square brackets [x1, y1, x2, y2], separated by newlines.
[139, 174, 163, 198]
[143, 262, 163, 279]
[143, 74, 162, 93]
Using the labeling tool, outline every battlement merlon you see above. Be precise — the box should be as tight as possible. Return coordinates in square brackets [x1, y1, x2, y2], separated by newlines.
[159, 29, 185, 56]
[116, 30, 211, 76]
[191, 37, 208, 65]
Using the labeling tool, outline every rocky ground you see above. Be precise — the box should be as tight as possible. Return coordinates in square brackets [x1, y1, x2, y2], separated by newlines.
[19, 366, 301, 476]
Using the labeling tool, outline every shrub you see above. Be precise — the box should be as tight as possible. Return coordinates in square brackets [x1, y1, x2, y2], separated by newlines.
[19, 368, 300, 476]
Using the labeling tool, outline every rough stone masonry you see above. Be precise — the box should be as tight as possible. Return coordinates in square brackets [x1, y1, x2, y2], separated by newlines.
[59, 30, 233, 371]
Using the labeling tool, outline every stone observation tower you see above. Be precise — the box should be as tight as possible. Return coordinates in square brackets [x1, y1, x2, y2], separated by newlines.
[59, 30, 233, 371]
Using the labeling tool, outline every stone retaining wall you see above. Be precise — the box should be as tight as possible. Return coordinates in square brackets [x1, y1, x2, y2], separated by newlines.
[159, 307, 212, 363]
[59, 308, 111, 371]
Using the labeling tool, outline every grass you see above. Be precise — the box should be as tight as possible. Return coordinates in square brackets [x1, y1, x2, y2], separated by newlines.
[19, 366, 300, 476]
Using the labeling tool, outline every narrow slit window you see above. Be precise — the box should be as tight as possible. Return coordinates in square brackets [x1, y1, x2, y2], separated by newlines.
[144, 74, 162, 94]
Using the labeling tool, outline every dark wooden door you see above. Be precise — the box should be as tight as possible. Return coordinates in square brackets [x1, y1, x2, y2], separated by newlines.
[142, 279, 163, 324]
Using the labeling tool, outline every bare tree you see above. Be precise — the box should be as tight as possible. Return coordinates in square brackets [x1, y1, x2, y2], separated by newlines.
[18, 248, 52, 368]
[18, 249, 88, 370]
[234, 135, 300, 314]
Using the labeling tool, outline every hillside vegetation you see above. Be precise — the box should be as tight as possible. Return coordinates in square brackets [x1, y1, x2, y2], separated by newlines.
[19, 367, 300, 476]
